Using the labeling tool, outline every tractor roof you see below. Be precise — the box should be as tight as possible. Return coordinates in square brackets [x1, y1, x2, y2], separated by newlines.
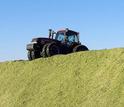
[57, 29, 79, 35]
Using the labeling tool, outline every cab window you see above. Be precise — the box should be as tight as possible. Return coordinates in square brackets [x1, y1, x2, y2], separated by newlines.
[67, 35, 79, 43]
[55, 32, 65, 42]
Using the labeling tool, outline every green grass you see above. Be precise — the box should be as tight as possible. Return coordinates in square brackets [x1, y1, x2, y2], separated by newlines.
[0, 48, 124, 107]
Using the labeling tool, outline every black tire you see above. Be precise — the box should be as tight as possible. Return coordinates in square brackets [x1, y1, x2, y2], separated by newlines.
[46, 42, 60, 57]
[28, 51, 41, 60]
[41, 44, 49, 58]
[28, 51, 32, 61]
[73, 45, 89, 52]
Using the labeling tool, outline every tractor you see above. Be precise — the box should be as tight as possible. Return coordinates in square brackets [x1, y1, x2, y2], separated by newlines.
[26, 28, 88, 60]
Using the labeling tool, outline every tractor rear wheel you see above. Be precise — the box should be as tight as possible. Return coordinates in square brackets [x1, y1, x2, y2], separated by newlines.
[73, 45, 89, 52]
[46, 42, 60, 57]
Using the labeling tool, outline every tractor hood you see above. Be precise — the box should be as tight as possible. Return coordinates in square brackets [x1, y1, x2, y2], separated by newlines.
[31, 37, 60, 44]
[27, 37, 60, 51]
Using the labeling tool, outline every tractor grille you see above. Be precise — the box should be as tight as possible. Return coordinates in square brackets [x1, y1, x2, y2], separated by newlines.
[26, 43, 37, 50]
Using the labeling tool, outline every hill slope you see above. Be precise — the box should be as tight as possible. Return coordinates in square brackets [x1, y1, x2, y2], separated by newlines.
[0, 48, 124, 107]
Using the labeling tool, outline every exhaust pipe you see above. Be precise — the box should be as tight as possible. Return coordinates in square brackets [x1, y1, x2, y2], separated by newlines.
[49, 29, 52, 38]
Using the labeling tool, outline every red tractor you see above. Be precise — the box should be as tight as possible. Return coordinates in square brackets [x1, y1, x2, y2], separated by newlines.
[26, 28, 88, 60]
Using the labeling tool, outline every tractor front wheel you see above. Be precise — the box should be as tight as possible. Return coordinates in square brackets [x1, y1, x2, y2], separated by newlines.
[41, 44, 49, 58]
[27, 51, 41, 60]
[27, 51, 32, 60]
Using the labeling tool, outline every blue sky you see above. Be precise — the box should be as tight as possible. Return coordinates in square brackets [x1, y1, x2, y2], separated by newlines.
[0, 0, 124, 61]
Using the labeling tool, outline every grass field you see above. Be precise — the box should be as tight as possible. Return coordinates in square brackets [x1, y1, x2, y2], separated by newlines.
[0, 48, 124, 107]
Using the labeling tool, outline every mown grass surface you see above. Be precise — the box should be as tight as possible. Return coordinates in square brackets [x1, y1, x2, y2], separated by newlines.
[0, 48, 124, 107]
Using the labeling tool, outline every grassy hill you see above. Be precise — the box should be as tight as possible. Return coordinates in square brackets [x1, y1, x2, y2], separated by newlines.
[0, 48, 124, 107]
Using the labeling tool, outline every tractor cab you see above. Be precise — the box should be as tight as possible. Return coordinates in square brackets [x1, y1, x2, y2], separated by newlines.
[49, 28, 80, 45]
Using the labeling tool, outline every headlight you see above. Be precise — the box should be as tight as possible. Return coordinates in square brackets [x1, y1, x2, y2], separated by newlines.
[31, 41, 37, 44]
